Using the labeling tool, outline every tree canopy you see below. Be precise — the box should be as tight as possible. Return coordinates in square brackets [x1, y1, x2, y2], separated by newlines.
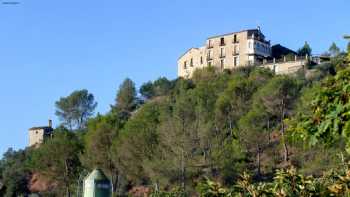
[55, 89, 97, 130]
[2, 45, 350, 196]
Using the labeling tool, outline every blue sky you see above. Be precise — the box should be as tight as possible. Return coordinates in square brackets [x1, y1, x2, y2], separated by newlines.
[0, 0, 349, 156]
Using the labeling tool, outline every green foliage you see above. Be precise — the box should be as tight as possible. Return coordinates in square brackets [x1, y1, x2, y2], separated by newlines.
[0, 148, 30, 197]
[28, 129, 83, 196]
[292, 67, 350, 152]
[329, 42, 341, 57]
[140, 77, 174, 99]
[55, 89, 97, 130]
[83, 113, 122, 193]
[115, 78, 138, 114]
[196, 178, 231, 197]
[150, 187, 187, 197]
[297, 41, 312, 56]
[115, 102, 161, 185]
[195, 164, 350, 197]
[3, 50, 349, 196]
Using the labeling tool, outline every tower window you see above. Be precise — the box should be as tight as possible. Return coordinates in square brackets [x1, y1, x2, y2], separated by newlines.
[183, 61, 187, 69]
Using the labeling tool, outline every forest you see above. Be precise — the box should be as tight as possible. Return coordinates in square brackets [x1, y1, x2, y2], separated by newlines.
[0, 42, 350, 197]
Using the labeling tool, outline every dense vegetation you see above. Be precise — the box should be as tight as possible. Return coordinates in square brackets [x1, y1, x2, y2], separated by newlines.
[0, 43, 349, 196]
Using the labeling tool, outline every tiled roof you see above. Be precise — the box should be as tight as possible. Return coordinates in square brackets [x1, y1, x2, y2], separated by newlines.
[29, 126, 52, 130]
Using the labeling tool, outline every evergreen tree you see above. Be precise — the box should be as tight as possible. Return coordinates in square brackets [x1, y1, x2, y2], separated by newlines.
[83, 113, 123, 194]
[55, 89, 97, 130]
[297, 41, 312, 56]
[329, 42, 341, 57]
[115, 78, 137, 115]
[255, 76, 301, 162]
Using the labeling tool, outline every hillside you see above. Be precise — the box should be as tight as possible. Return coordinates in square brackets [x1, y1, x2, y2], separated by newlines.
[0, 45, 350, 196]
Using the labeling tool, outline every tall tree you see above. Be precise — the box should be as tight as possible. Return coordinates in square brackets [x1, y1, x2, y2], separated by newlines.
[157, 87, 198, 192]
[83, 113, 123, 194]
[55, 89, 97, 130]
[256, 76, 301, 162]
[239, 108, 269, 176]
[329, 42, 341, 57]
[114, 102, 161, 186]
[115, 78, 137, 115]
[297, 41, 312, 56]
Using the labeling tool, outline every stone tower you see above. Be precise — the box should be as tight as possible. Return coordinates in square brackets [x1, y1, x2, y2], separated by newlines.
[28, 120, 53, 147]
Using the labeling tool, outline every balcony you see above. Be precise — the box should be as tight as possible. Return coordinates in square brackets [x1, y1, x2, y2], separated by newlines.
[220, 54, 226, 58]
[233, 51, 239, 56]
[206, 56, 213, 61]
[247, 36, 270, 45]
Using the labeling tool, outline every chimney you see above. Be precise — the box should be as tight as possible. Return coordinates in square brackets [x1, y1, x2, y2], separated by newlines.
[48, 119, 52, 128]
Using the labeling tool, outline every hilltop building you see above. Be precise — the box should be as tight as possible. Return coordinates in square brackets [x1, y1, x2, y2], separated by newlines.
[177, 28, 311, 78]
[28, 120, 53, 147]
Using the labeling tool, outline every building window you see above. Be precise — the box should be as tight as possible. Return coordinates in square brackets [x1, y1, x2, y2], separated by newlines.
[220, 48, 225, 57]
[233, 34, 238, 43]
[234, 56, 239, 66]
[190, 58, 193, 67]
[207, 50, 212, 60]
[200, 56, 203, 64]
[208, 40, 213, 48]
[249, 41, 252, 49]
[220, 37, 225, 46]
[234, 45, 239, 55]
[220, 59, 225, 70]
[183, 61, 187, 69]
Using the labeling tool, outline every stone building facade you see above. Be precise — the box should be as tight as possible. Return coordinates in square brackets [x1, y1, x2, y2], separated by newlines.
[28, 120, 53, 147]
[178, 28, 272, 78]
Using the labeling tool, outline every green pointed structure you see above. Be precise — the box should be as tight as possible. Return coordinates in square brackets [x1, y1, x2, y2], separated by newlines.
[83, 169, 112, 197]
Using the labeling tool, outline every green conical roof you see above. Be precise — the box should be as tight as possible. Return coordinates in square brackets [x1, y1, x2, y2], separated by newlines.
[85, 168, 110, 181]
